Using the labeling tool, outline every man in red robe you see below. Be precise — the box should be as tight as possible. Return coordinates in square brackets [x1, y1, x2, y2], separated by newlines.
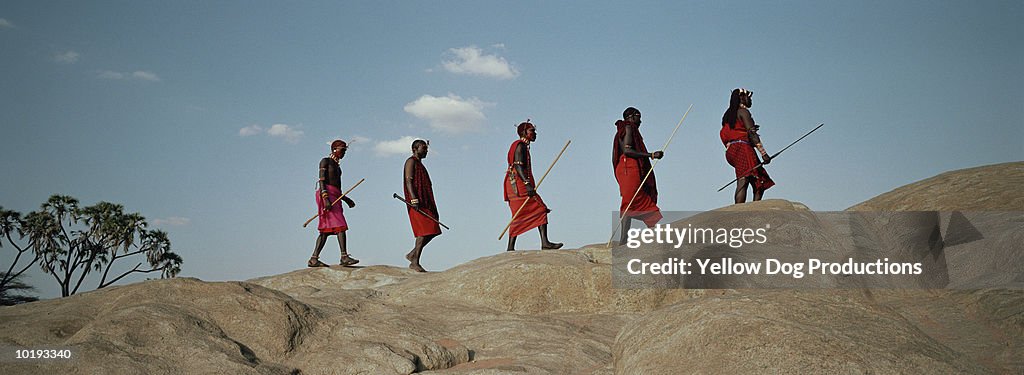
[403, 139, 440, 272]
[721, 88, 774, 204]
[504, 121, 563, 251]
[613, 107, 664, 245]
[309, 139, 358, 267]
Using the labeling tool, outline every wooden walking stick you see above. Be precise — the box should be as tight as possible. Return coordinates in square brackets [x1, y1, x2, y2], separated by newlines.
[606, 104, 693, 248]
[716, 123, 824, 192]
[498, 139, 571, 240]
[302, 178, 365, 228]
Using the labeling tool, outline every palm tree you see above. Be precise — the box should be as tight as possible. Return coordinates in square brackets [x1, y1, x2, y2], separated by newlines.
[0, 272, 37, 305]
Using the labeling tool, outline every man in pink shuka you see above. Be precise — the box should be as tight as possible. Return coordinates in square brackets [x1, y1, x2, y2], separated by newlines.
[309, 139, 359, 267]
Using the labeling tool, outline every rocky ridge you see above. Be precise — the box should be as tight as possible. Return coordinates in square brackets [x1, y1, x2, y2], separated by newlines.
[1, 162, 1021, 374]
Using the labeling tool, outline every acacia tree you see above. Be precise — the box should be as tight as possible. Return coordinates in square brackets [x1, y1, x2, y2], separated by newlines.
[0, 207, 39, 305]
[22, 195, 183, 297]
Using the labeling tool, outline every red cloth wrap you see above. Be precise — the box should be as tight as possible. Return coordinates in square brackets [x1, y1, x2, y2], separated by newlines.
[315, 184, 348, 233]
[615, 154, 663, 227]
[404, 156, 441, 237]
[503, 139, 549, 237]
[721, 121, 775, 191]
[613, 121, 661, 227]
[613, 120, 658, 202]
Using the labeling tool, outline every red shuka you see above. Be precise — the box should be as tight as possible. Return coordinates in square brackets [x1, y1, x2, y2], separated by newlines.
[315, 184, 348, 233]
[404, 156, 442, 237]
[503, 139, 550, 237]
[613, 120, 662, 227]
[721, 120, 775, 191]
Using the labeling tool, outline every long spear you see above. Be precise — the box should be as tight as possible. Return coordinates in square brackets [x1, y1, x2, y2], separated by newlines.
[498, 139, 572, 240]
[716, 123, 824, 192]
[302, 178, 365, 227]
[606, 104, 693, 248]
[393, 193, 451, 230]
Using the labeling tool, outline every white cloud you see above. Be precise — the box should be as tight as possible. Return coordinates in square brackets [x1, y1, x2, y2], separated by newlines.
[374, 136, 421, 157]
[403, 93, 492, 134]
[0, 19, 14, 29]
[442, 46, 519, 80]
[239, 125, 263, 137]
[98, 70, 161, 82]
[240, 123, 303, 143]
[152, 217, 190, 226]
[54, 51, 79, 64]
[131, 71, 161, 82]
[267, 124, 304, 143]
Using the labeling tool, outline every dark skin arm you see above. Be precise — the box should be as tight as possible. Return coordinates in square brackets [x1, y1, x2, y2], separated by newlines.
[618, 126, 663, 160]
[318, 158, 332, 210]
[739, 108, 770, 164]
[404, 158, 418, 207]
[738, 108, 760, 145]
[513, 143, 536, 196]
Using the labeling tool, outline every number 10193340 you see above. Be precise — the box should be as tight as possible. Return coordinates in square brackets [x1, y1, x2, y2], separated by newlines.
[15, 349, 72, 360]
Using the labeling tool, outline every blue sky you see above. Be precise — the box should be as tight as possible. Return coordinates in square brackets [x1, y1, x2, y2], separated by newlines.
[2, 1, 1021, 298]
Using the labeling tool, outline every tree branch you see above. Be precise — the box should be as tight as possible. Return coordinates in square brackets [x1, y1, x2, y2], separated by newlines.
[65, 242, 87, 292]
[49, 267, 67, 297]
[4, 232, 28, 253]
[99, 257, 115, 289]
[61, 239, 75, 288]
[12, 256, 39, 284]
[114, 248, 147, 260]
[70, 252, 97, 295]
[2, 233, 26, 285]
[2, 254, 39, 291]
[98, 262, 145, 289]
[98, 241, 137, 287]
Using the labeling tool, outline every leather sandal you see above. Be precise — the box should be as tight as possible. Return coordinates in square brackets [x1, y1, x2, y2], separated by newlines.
[541, 242, 564, 250]
[339, 255, 360, 267]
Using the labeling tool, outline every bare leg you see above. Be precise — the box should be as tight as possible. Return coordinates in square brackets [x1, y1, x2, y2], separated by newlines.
[507, 236, 517, 251]
[407, 234, 436, 272]
[308, 233, 330, 267]
[618, 217, 633, 246]
[337, 231, 347, 256]
[312, 233, 328, 259]
[337, 232, 359, 266]
[734, 178, 749, 204]
[539, 224, 563, 249]
[751, 177, 765, 201]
